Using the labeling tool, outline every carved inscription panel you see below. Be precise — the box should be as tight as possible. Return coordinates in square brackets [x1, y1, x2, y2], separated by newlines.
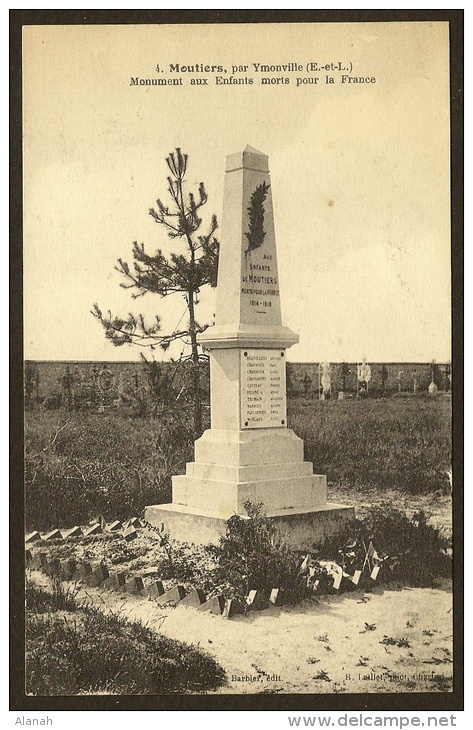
[240, 349, 286, 429]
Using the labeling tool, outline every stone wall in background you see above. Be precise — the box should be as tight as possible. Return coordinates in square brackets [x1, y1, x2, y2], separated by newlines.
[25, 359, 451, 405]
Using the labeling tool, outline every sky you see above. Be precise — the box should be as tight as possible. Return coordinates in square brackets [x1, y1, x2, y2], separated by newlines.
[22, 21, 452, 363]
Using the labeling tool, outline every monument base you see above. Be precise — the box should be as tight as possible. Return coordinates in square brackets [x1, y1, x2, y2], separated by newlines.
[144, 502, 355, 550]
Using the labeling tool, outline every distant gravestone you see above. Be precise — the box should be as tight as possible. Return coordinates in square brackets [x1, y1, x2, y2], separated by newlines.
[357, 359, 371, 396]
[223, 597, 245, 618]
[269, 588, 283, 606]
[145, 146, 353, 548]
[93, 514, 107, 531]
[107, 520, 122, 532]
[125, 517, 142, 529]
[85, 523, 102, 537]
[428, 381, 438, 396]
[123, 526, 138, 542]
[246, 589, 269, 610]
[319, 362, 331, 399]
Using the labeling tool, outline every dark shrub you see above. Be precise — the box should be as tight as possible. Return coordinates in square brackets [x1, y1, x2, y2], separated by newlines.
[209, 501, 305, 602]
[321, 506, 451, 587]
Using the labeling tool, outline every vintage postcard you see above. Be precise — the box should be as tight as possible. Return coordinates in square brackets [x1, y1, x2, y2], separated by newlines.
[15, 11, 462, 713]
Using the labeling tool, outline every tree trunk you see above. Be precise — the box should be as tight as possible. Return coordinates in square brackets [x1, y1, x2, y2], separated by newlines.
[187, 291, 203, 438]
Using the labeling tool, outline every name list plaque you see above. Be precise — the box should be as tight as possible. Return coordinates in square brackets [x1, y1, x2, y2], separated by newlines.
[240, 349, 286, 429]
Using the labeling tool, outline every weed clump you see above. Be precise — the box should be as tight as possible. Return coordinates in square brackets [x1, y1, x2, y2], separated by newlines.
[26, 578, 79, 613]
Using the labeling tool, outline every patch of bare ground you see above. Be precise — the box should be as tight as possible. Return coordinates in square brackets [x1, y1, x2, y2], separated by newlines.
[29, 570, 453, 695]
[329, 485, 452, 539]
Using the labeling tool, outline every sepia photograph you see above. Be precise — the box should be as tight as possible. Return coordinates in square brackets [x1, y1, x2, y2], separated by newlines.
[13, 10, 462, 713]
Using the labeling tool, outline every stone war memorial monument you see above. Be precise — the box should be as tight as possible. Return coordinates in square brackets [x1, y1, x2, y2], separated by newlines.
[145, 146, 354, 548]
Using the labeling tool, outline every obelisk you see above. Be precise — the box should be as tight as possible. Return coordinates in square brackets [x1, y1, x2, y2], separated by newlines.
[145, 146, 353, 547]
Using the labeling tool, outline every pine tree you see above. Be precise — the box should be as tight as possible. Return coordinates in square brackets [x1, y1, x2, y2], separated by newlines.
[92, 148, 219, 437]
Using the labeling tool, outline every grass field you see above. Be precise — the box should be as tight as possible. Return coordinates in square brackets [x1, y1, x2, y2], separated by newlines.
[25, 394, 452, 531]
[289, 394, 452, 493]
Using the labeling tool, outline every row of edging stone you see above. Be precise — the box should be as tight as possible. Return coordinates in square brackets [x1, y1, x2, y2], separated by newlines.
[25, 515, 142, 545]
[25, 550, 282, 619]
[25, 518, 283, 619]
